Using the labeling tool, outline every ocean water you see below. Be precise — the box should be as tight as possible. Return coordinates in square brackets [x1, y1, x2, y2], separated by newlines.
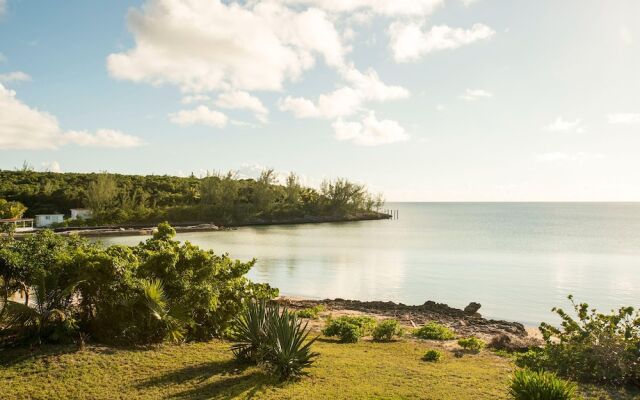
[99, 203, 640, 325]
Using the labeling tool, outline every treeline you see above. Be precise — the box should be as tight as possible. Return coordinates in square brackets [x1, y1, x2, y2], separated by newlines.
[0, 169, 384, 225]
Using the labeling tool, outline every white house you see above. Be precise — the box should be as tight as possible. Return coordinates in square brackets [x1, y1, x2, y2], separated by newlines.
[35, 214, 64, 227]
[70, 208, 93, 220]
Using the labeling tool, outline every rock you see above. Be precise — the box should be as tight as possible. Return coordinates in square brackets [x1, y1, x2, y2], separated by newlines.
[488, 333, 539, 352]
[464, 302, 482, 315]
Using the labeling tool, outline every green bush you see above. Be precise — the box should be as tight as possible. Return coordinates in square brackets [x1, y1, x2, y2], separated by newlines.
[296, 305, 325, 319]
[413, 322, 456, 340]
[422, 349, 442, 362]
[516, 295, 640, 387]
[372, 319, 402, 342]
[509, 369, 577, 400]
[231, 301, 318, 381]
[322, 315, 376, 343]
[0, 223, 278, 347]
[458, 337, 485, 353]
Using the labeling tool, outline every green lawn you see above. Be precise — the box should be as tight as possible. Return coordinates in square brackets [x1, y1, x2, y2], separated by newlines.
[0, 339, 637, 399]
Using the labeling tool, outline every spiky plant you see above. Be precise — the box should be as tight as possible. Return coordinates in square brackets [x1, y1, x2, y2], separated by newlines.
[230, 300, 271, 363]
[509, 369, 577, 400]
[140, 279, 184, 343]
[2, 274, 80, 345]
[265, 307, 319, 381]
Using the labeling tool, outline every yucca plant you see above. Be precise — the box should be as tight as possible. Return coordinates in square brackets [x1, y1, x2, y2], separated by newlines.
[509, 369, 577, 400]
[265, 307, 319, 381]
[230, 300, 270, 363]
[231, 301, 319, 381]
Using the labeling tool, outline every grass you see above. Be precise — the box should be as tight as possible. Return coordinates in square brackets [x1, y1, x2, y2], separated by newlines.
[0, 339, 637, 400]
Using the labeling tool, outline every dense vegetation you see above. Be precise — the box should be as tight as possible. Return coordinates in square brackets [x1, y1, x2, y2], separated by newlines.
[517, 295, 640, 387]
[0, 169, 385, 226]
[0, 223, 277, 347]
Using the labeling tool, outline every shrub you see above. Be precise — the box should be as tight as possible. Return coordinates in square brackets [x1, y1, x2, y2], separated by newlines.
[509, 369, 577, 400]
[231, 301, 318, 381]
[322, 315, 376, 343]
[458, 337, 485, 353]
[516, 295, 640, 386]
[296, 305, 325, 319]
[413, 322, 456, 340]
[0, 223, 278, 347]
[372, 319, 402, 342]
[422, 349, 442, 362]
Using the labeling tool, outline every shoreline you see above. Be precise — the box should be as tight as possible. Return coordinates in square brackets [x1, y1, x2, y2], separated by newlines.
[277, 296, 543, 348]
[10, 213, 390, 238]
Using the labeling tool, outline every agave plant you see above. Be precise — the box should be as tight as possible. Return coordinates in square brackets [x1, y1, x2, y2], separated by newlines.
[230, 300, 271, 363]
[265, 307, 319, 381]
[230, 301, 319, 381]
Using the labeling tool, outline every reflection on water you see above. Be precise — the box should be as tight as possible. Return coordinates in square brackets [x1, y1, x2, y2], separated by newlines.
[100, 203, 640, 325]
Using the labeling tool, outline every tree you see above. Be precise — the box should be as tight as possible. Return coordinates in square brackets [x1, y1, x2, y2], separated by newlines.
[84, 173, 117, 217]
[0, 199, 27, 219]
[285, 173, 302, 206]
[252, 169, 277, 217]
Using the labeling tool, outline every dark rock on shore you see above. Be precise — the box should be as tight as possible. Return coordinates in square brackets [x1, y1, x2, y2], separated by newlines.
[463, 302, 482, 316]
[278, 297, 539, 347]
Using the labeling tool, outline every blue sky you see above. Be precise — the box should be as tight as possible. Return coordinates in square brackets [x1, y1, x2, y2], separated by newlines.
[1, 0, 639, 200]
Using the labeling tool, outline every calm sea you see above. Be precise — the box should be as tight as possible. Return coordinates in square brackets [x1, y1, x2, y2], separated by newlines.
[100, 203, 640, 325]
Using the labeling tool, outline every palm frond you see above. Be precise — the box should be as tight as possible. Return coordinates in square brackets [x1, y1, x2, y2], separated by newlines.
[141, 279, 167, 320]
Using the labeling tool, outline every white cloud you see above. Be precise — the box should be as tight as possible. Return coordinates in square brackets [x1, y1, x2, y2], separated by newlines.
[389, 22, 494, 62]
[0, 71, 31, 83]
[62, 129, 143, 148]
[215, 91, 269, 123]
[281, 0, 444, 17]
[607, 113, 640, 125]
[41, 161, 62, 173]
[341, 66, 409, 102]
[461, 0, 479, 7]
[169, 105, 228, 128]
[280, 66, 408, 119]
[280, 87, 361, 119]
[107, 0, 346, 93]
[460, 88, 492, 101]
[181, 94, 210, 104]
[544, 117, 584, 132]
[0, 0, 5, 16]
[535, 152, 605, 163]
[0, 84, 143, 150]
[332, 111, 408, 146]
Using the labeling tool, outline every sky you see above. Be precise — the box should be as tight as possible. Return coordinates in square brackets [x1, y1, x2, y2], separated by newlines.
[0, 0, 639, 201]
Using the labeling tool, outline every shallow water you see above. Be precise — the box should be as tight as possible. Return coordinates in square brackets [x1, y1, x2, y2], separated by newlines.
[99, 203, 640, 325]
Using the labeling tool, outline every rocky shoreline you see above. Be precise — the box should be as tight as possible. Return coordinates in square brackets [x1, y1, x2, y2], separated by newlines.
[277, 297, 541, 350]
